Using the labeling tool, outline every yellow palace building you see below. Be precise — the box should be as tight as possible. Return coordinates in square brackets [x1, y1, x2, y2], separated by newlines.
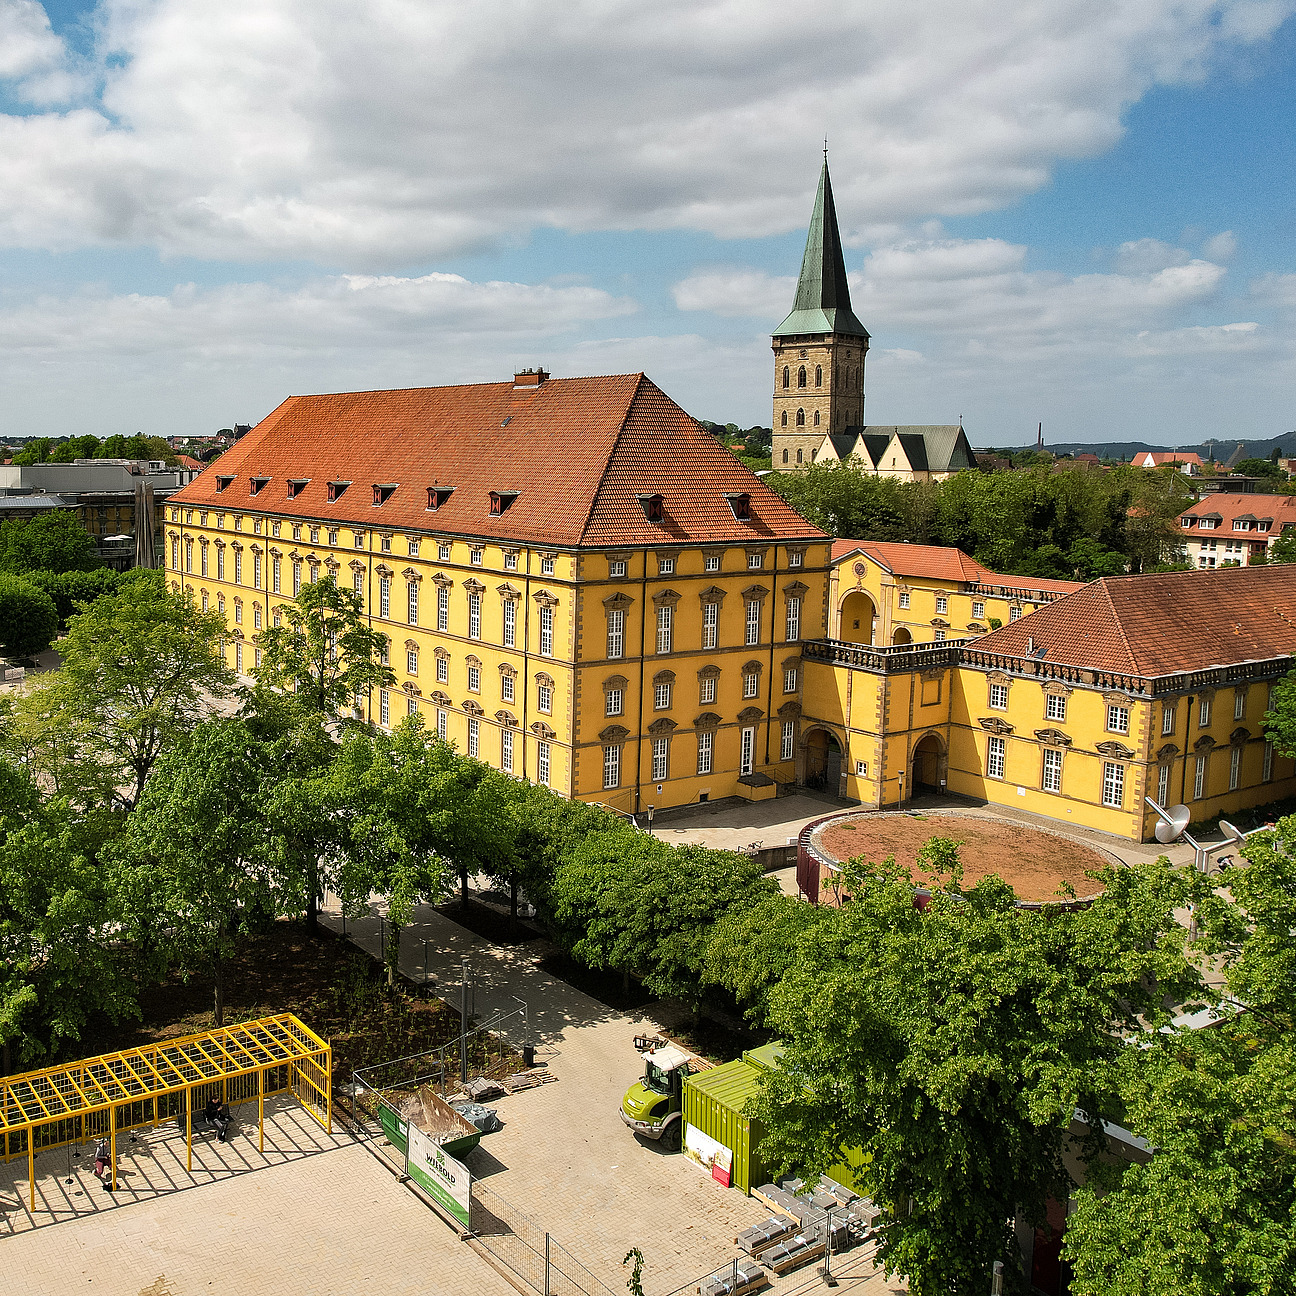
[165, 370, 829, 818]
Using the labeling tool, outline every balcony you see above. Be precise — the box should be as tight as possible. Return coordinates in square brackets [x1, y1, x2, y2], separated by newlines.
[801, 637, 969, 674]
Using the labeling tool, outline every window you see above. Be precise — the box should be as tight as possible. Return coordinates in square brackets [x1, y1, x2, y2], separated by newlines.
[601, 686, 623, 718]
[292, 561, 302, 596]
[1098, 760, 1125, 808]
[328, 529, 339, 546]
[1041, 747, 1062, 793]
[782, 365, 789, 388]
[740, 726, 755, 776]
[745, 600, 760, 647]
[253, 605, 262, 629]
[436, 655, 448, 684]
[607, 609, 625, 659]
[743, 671, 759, 699]
[658, 557, 674, 575]
[702, 602, 718, 650]
[972, 600, 985, 619]
[603, 744, 620, 789]
[700, 675, 716, 705]
[274, 609, 283, 629]
[407, 695, 418, 718]
[705, 554, 720, 572]
[470, 548, 483, 567]
[380, 535, 391, 552]
[1193, 753, 1207, 800]
[781, 722, 794, 762]
[898, 591, 910, 609]
[351, 530, 361, 548]
[1234, 691, 1246, 721]
[538, 682, 552, 712]
[610, 559, 626, 577]
[539, 605, 553, 656]
[797, 365, 806, 388]
[789, 551, 802, 568]
[501, 598, 516, 648]
[784, 667, 798, 693]
[438, 542, 451, 561]
[184, 538, 193, 573]
[815, 364, 822, 386]
[309, 563, 319, 584]
[235, 642, 243, 673]
[934, 630, 946, 642]
[1158, 762, 1170, 806]
[379, 690, 390, 726]
[786, 596, 801, 643]
[1107, 705, 1129, 734]
[234, 600, 243, 625]
[986, 736, 1006, 779]
[467, 718, 479, 758]
[353, 570, 363, 597]
[537, 741, 551, 786]
[217, 594, 225, 613]
[468, 664, 481, 693]
[407, 582, 419, 625]
[1009, 606, 1022, 622]
[989, 683, 1008, 710]
[408, 538, 419, 558]
[406, 648, 418, 675]
[1046, 694, 1066, 722]
[437, 586, 449, 632]
[1230, 745, 1242, 791]
[935, 595, 948, 615]
[651, 738, 669, 782]
[747, 552, 763, 570]
[233, 550, 242, 584]
[309, 527, 320, 545]
[1199, 697, 1211, 727]
[656, 606, 673, 654]
[201, 591, 209, 611]
[697, 731, 713, 775]
[378, 575, 390, 617]
[252, 552, 263, 588]
[654, 682, 671, 710]
[202, 545, 210, 577]
[1162, 705, 1175, 735]
[504, 551, 518, 571]
[437, 710, 448, 742]
[468, 591, 482, 639]
[541, 555, 554, 575]
[501, 728, 514, 773]
[856, 760, 868, 776]
[1264, 740, 1274, 782]
[501, 672, 515, 703]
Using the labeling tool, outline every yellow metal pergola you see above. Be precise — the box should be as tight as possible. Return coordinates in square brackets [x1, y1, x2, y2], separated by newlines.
[1, 1013, 331, 1212]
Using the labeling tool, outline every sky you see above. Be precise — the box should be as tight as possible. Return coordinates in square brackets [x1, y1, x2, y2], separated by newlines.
[0, 1, 1295, 446]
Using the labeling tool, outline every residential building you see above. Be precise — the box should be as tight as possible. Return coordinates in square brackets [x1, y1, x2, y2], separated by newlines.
[829, 541, 1083, 645]
[800, 564, 1296, 840]
[1130, 450, 1203, 473]
[1177, 493, 1296, 567]
[165, 371, 829, 815]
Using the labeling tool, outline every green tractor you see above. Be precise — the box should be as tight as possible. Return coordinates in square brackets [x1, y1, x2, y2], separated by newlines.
[619, 1035, 705, 1151]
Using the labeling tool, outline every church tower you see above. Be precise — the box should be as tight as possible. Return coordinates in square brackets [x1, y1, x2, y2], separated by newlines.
[771, 157, 869, 471]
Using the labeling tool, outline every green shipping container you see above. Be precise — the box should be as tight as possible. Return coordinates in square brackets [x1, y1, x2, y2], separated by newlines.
[682, 1057, 769, 1195]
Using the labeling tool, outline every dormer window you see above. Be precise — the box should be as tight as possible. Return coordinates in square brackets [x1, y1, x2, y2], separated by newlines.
[637, 493, 664, 523]
[725, 491, 752, 521]
[286, 479, 309, 499]
[216, 475, 234, 493]
[373, 483, 397, 506]
[489, 490, 520, 516]
[426, 486, 455, 511]
[327, 481, 350, 503]
[249, 476, 270, 496]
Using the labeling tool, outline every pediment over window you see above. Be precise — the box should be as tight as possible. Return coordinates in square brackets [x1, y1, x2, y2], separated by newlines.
[782, 581, 809, 599]
[603, 674, 628, 691]
[1155, 743, 1179, 761]
[432, 572, 454, 588]
[742, 660, 763, 675]
[599, 724, 629, 742]
[647, 718, 677, 735]
[741, 584, 770, 601]
[699, 585, 726, 604]
[429, 690, 452, 707]
[1193, 735, 1216, 751]
[464, 654, 482, 667]
[530, 721, 557, 739]
[1102, 691, 1134, 707]
[603, 592, 634, 611]
[978, 717, 1014, 734]
[433, 645, 450, 659]
[651, 670, 676, 685]
[778, 701, 802, 719]
[694, 712, 722, 729]
[651, 588, 681, 607]
[463, 578, 486, 594]
[1229, 727, 1251, 745]
[1096, 740, 1135, 759]
[461, 700, 483, 716]
[401, 567, 423, 581]
[375, 563, 394, 577]
[697, 664, 722, 680]
[1033, 728, 1072, 747]
[495, 710, 518, 727]
[532, 588, 558, 607]
[737, 706, 764, 722]
[496, 583, 522, 600]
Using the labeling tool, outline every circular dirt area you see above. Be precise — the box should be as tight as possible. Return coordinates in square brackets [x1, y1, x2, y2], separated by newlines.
[813, 811, 1113, 904]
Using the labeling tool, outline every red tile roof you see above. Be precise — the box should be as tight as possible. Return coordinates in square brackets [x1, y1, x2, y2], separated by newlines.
[831, 540, 1084, 596]
[177, 454, 206, 471]
[971, 565, 1296, 677]
[1132, 451, 1203, 467]
[168, 374, 825, 549]
[1179, 493, 1296, 532]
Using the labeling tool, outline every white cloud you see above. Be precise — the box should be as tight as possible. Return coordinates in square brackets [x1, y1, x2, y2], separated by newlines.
[1112, 238, 1192, 274]
[671, 270, 794, 317]
[1201, 230, 1237, 261]
[0, 0, 1288, 261]
[0, 0, 81, 103]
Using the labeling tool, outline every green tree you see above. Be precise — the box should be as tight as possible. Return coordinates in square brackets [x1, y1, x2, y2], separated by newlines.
[0, 576, 58, 658]
[114, 720, 281, 1025]
[252, 574, 394, 719]
[750, 851, 1196, 1296]
[1233, 457, 1287, 482]
[0, 510, 102, 575]
[1065, 821, 1296, 1294]
[1266, 531, 1296, 564]
[47, 435, 101, 463]
[6, 580, 234, 812]
[25, 567, 122, 627]
[12, 438, 52, 466]
[1263, 667, 1296, 758]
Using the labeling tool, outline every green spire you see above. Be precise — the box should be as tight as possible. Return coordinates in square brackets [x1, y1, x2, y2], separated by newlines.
[773, 158, 868, 339]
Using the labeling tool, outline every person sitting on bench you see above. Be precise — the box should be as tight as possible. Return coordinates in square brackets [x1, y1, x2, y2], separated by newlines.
[203, 1097, 232, 1142]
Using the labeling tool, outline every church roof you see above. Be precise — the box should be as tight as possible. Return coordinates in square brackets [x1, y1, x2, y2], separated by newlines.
[773, 159, 869, 340]
[828, 425, 975, 473]
[168, 373, 826, 550]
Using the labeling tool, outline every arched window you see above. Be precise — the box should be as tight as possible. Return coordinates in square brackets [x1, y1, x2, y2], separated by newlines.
[796, 449, 803, 463]
[797, 366, 807, 388]
[813, 410, 820, 426]
[781, 411, 788, 427]
[795, 408, 805, 426]
[815, 366, 822, 387]
[782, 449, 789, 463]
[782, 365, 790, 389]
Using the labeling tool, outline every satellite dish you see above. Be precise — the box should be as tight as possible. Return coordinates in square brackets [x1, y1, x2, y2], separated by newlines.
[1219, 820, 1246, 844]
[1154, 804, 1191, 844]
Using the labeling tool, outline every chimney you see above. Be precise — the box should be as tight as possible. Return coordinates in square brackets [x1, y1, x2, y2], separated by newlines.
[513, 367, 549, 389]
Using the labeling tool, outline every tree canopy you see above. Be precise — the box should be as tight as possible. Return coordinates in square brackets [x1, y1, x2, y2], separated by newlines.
[0, 510, 102, 576]
[0, 576, 58, 658]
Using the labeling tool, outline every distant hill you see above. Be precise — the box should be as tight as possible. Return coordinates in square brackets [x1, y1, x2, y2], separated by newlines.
[1000, 430, 1296, 463]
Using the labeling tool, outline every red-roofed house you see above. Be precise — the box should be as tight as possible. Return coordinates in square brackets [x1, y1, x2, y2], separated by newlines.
[1177, 493, 1296, 567]
[1131, 450, 1203, 473]
[165, 370, 829, 815]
